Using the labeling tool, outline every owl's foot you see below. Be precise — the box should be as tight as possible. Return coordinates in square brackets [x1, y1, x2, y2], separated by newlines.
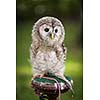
[33, 74, 44, 79]
[39, 74, 45, 78]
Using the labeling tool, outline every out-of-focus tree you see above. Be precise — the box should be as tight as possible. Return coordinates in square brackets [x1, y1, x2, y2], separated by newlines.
[17, 0, 82, 21]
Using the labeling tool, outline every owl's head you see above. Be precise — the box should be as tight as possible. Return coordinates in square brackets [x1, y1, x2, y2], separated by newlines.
[32, 17, 65, 46]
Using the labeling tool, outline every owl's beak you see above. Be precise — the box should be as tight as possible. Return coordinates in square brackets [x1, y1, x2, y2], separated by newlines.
[50, 33, 55, 39]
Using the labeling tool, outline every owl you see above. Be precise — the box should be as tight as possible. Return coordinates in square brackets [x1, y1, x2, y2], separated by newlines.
[30, 16, 73, 91]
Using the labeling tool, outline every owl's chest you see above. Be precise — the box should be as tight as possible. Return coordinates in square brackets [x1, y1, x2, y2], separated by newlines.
[34, 47, 64, 72]
[36, 49, 58, 63]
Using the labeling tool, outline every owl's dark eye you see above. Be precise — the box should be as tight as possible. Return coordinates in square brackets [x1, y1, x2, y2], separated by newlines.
[55, 29, 58, 33]
[44, 28, 49, 32]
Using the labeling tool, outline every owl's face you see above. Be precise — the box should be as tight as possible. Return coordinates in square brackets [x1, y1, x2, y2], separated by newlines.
[33, 17, 65, 46]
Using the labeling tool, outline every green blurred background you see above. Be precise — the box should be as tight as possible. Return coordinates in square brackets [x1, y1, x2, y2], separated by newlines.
[16, 0, 83, 100]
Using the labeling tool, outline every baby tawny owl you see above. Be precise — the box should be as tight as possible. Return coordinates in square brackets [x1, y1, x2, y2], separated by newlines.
[30, 16, 72, 90]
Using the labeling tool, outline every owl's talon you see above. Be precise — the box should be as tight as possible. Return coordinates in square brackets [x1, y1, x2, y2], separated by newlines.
[33, 75, 39, 79]
[39, 74, 44, 78]
[33, 74, 44, 79]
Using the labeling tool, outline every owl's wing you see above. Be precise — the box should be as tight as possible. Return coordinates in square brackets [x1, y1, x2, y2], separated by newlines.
[30, 31, 41, 64]
[62, 43, 67, 61]
[55, 43, 67, 61]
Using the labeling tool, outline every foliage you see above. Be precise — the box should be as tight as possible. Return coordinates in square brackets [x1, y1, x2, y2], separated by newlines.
[17, 0, 82, 21]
